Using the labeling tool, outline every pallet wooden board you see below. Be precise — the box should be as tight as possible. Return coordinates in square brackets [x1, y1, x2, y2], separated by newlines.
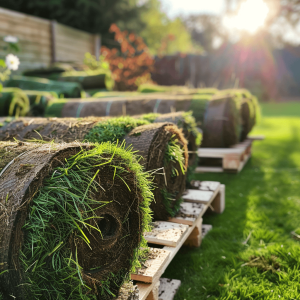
[183, 182, 220, 205]
[158, 278, 181, 300]
[117, 282, 139, 300]
[131, 248, 170, 283]
[135, 181, 225, 299]
[168, 202, 205, 225]
[196, 137, 263, 173]
[144, 222, 189, 247]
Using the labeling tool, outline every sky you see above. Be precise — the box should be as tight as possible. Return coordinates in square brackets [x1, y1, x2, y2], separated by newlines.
[159, 0, 226, 18]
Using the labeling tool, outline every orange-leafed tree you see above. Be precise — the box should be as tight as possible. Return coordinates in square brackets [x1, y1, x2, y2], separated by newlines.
[101, 24, 154, 91]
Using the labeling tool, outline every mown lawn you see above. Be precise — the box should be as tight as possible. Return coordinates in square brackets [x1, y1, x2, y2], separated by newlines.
[163, 102, 300, 300]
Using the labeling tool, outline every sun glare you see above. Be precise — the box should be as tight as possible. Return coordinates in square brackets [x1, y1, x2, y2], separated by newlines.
[224, 0, 269, 34]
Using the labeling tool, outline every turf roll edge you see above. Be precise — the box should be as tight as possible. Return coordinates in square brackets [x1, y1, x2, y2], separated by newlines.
[0, 141, 152, 299]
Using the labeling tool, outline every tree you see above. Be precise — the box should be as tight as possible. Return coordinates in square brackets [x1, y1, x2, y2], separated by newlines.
[138, 0, 197, 55]
[0, 0, 147, 43]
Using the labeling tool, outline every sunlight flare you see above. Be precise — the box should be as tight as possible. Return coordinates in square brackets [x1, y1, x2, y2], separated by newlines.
[224, 0, 269, 34]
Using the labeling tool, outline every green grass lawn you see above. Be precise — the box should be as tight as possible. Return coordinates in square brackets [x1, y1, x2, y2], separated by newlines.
[163, 102, 300, 300]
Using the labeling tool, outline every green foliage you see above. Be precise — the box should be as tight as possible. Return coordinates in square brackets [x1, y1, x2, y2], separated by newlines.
[139, 0, 195, 55]
[161, 188, 183, 218]
[83, 53, 110, 71]
[181, 111, 202, 146]
[20, 142, 153, 299]
[164, 134, 186, 177]
[139, 113, 160, 123]
[163, 108, 300, 299]
[85, 116, 150, 143]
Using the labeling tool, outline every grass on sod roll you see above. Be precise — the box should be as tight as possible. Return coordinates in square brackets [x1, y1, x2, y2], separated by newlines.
[163, 102, 300, 300]
[141, 111, 201, 182]
[86, 116, 186, 218]
[141, 111, 202, 147]
[0, 87, 30, 117]
[85, 116, 150, 143]
[19, 142, 153, 300]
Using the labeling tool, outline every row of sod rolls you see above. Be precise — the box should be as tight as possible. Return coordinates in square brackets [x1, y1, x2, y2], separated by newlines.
[0, 116, 188, 220]
[0, 141, 153, 299]
[45, 93, 240, 147]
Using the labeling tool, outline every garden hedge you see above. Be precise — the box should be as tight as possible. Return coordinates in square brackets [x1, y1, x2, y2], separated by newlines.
[0, 141, 152, 299]
[0, 116, 188, 220]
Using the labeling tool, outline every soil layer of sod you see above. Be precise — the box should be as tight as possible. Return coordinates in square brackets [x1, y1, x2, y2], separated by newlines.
[0, 116, 188, 220]
[0, 141, 152, 299]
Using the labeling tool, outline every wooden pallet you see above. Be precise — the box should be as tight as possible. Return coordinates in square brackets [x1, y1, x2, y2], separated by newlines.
[131, 181, 225, 300]
[195, 135, 265, 173]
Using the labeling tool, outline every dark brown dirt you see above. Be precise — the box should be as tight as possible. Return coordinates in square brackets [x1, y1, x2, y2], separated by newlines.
[124, 123, 188, 221]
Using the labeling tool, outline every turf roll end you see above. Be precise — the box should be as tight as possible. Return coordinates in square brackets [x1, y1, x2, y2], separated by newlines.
[125, 122, 188, 220]
[0, 141, 153, 299]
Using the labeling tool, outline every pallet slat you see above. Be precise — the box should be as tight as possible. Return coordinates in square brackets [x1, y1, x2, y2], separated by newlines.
[144, 222, 189, 247]
[131, 248, 170, 283]
[135, 181, 226, 299]
[196, 137, 264, 173]
[168, 202, 205, 225]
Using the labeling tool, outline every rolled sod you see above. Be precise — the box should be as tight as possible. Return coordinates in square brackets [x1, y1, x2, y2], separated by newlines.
[45, 93, 240, 147]
[24, 90, 58, 117]
[140, 111, 201, 171]
[0, 141, 152, 299]
[5, 76, 83, 98]
[59, 69, 115, 91]
[0, 116, 188, 220]
[0, 87, 30, 117]
[218, 89, 259, 141]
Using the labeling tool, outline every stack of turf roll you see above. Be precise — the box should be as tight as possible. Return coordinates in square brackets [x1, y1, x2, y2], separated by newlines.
[5, 76, 83, 98]
[138, 84, 260, 142]
[0, 88, 30, 117]
[0, 140, 153, 299]
[45, 93, 240, 148]
[0, 116, 188, 220]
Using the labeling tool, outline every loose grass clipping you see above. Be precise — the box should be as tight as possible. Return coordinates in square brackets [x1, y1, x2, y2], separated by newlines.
[0, 141, 153, 299]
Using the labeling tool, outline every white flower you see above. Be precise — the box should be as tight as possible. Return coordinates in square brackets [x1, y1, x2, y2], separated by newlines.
[5, 54, 20, 71]
[4, 35, 18, 43]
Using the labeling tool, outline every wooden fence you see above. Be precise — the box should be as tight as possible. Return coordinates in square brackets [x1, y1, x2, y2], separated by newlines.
[0, 7, 100, 72]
